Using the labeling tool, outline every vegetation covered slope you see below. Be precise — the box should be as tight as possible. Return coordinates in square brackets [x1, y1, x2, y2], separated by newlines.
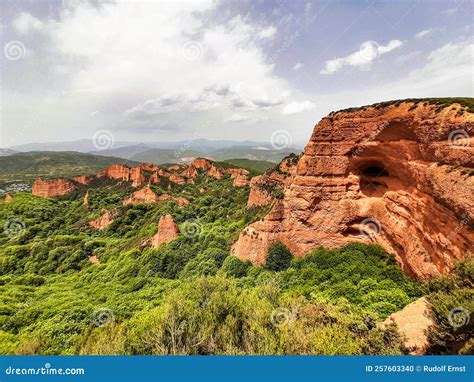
[0, 152, 139, 185]
[0, 166, 471, 355]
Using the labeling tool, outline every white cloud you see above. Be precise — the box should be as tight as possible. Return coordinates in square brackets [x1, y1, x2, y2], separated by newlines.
[282, 100, 315, 115]
[415, 29, 433, 39]
[12, 12, 44, 34]
[258, 26, 277, 39]
[225, 114, 249, 123]
[6, 2, 291, 142]
[320, 40, 403, 74]
[293, 62, 304, 71]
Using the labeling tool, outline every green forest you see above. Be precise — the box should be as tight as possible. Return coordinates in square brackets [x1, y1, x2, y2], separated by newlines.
[0, 167, 472, 355]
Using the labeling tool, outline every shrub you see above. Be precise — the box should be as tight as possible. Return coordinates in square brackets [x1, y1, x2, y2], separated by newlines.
[265, 242, 292, 272]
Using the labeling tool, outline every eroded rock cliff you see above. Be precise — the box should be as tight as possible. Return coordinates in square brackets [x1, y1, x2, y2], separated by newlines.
[32, 178, 77, 198]
[232, 101, 474, 279]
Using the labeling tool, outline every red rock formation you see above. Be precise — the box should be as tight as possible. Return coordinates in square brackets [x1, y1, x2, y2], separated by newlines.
[89, 209, 117, 229]
[123, 186, 160, 205]
[168, 164, 183, 171]
[228, 168, 249, 179]
[130, 167, 145, 187]
[3, 194, 13, 202]
[149, 172, 161, 184]
[232, 101, 474, 279]
[233, 173, 249, 187]
[208, 165, 226, 179]
[246, 155, 299, 208]
[73, 175, 96, 185]
[151, 214, 180, 247]
[382, 297, 433, 355]
[32, 178, 77, 198]
[169, 174, 187, 185]
[83, 191, 89, 205]
[192, 158, 213, 171]
[123, 186, 189, 206]
[98, 164, 131, 181]
[89, 255, 100, 265]
[139, 163, 159, 172]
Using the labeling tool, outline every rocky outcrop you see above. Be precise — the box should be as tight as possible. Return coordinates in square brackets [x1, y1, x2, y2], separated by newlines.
[73, 175, 96, 185]
[382, 297, 434, 355]
[123, 186, 160, 205]
[123, 186, 189, 206]
[98, 164, 131, 181]
[130, 167, 146, 187]
[3, 194, 13, 202]
[208, 165, 226, 179]
[169, 174, 187, 185]
[32, 178, 77, 198]
[233, 174, 249, 187]
[232, 101, 474, 279]
[192, 158, 213, 171]
[151, 214, 180, 247]
[89, 209, 117, 229]
[246, 155, 299, 208]
[83, 191, 89, 205]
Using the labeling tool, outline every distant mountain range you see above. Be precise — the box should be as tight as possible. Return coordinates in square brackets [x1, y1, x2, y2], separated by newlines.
[4, 139, 301, 164]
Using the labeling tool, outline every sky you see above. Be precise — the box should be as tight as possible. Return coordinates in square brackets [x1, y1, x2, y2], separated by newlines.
[1, 0, 473, 148]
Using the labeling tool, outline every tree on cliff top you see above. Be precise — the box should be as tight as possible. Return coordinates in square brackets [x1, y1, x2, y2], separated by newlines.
[265, 242, 292, 272]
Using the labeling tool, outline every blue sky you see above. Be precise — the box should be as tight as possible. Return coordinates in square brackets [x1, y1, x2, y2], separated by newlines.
[1, 0, 472, 148]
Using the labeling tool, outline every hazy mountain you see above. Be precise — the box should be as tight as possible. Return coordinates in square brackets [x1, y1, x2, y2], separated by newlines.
[210, 147, 297, 162]
[129, 148, 205, 164]
[0, 148, 18, 157]
[10, 139, 303, 155]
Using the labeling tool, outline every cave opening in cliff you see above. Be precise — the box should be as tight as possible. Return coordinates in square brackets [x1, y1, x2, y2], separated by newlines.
[357, 162, 391, 197]
[361, 165, 389, 177]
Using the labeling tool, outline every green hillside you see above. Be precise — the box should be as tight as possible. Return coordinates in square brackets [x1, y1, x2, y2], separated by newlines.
[0, 151, 138, 185]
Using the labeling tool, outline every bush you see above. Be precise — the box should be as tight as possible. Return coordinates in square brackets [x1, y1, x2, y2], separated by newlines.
[265, 242, 292, 272]
[220, 256, 251, 278]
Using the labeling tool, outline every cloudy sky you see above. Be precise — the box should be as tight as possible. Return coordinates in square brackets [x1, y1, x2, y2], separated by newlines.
[1, 0, 472, 148]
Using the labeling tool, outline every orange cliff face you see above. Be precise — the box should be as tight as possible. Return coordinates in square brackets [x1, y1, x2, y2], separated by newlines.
[232, 102, 474, 279]
[89, 209, 117, 229]
[32, 178, 77, 198]
[151, 214, 180, 247]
